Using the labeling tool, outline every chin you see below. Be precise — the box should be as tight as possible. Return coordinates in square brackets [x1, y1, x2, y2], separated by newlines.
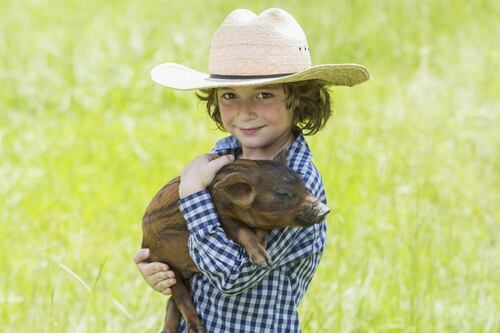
[238, 138, 267, 148]
[240, 142, 262, 150]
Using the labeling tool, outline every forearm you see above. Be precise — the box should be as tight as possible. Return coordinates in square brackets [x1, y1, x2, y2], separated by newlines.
[188, 223, 325, 295]
[180, 190, 267, 294]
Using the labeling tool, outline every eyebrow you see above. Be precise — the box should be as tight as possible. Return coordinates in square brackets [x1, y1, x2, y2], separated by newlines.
[255, 85, 282, 90]
[218, 85, 282, 91]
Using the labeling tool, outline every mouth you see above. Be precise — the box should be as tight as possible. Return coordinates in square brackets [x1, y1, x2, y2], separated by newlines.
[295, 213, 326, 227]
[239, 126, 264, 135]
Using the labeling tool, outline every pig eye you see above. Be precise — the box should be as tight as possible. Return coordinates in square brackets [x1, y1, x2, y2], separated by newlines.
[274, 189, 295, 200]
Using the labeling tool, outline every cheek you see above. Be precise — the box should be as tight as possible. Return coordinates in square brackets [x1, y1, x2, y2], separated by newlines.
[260, 105, 293, 126]
[219, 106, 235, 125]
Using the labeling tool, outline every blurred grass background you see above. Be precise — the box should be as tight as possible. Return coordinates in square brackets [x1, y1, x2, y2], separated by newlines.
[0, 0, 499, 332]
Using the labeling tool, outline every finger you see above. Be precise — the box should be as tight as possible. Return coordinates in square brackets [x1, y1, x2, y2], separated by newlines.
[205, 153, 222, 161]
[149, 270, 176, 286]
[155, 278, 177, 292]
[191, 154, 219, 164]
[208, 154, 234, 171]
[141, 262, 169, 276]
[181, 154, 217, 174]
[161, 287, 172, 295]
[132, 248, 149, 264]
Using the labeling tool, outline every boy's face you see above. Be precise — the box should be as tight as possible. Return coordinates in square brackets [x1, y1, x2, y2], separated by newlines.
[217, 84, 294, 156]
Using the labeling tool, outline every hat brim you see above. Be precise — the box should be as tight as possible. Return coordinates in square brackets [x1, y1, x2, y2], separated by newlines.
[151, 63, 371, 90]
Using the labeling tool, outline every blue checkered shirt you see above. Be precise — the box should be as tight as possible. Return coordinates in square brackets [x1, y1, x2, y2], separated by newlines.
[177, 133, 327, 332]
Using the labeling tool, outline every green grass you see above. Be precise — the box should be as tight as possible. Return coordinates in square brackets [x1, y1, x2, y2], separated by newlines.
[1, 0, 498, 332]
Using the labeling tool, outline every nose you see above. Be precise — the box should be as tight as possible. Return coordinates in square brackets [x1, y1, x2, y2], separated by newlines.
[316, 201, 330, 220]
[297, 198, 331, 225]
[308, 204, 330, 224]
[237, 98, 257, 118]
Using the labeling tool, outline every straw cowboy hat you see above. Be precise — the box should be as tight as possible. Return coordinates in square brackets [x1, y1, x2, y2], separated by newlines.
[151, 8, 370, 90]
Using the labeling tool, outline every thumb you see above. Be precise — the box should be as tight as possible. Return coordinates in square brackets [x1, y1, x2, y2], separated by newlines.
[132, 248, 149, 264]
[209, 154, 234, 172]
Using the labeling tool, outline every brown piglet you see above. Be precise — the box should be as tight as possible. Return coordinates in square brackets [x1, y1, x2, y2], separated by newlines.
[141, 155, 329, 333]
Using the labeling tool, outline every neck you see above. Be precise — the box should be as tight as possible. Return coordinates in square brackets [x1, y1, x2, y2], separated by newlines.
[241, 130, 295, 160]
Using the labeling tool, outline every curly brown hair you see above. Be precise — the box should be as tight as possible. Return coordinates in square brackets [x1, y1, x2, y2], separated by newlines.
[195, 80, 332, 135]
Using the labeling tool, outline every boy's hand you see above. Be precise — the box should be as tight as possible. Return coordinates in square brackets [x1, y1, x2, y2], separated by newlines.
[179, 153, 234, 198]
[133, 248, 176, 295]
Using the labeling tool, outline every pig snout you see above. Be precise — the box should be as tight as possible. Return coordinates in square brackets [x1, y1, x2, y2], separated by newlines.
[295, 194, 330, 226]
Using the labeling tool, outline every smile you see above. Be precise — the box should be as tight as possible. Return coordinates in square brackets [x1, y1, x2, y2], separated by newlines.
[239, 126, 264, 135]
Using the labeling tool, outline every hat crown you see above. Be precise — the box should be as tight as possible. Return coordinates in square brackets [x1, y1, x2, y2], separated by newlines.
[208, 8, 311, 76]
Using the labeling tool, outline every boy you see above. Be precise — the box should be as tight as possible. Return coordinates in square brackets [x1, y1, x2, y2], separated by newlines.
[133, 8, 369, 332]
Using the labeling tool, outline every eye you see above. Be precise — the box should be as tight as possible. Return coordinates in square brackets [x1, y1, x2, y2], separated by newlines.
[256, 92, 274, 99]
[221, 92, 236, 100]
[274, 188, 295, 200]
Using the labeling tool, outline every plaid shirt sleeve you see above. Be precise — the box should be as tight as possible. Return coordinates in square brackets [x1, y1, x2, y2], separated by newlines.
[178, 160, 326, 295]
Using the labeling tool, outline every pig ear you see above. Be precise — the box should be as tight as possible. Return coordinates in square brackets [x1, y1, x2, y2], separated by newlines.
[272, 149, 288, 165]
[213, 172, 255, 208]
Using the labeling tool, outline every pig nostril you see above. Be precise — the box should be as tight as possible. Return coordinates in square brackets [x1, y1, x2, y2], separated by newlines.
[297, 204, 331, 226]
[317, 210, 329, 220]
[312, 207, 330, 223]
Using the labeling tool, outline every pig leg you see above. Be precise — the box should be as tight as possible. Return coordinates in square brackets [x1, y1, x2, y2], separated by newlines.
[254, 228, 268, 249]
[222, 220, 272, 267]
[161, 297, 180, 333]
[169, 269, 206, 333]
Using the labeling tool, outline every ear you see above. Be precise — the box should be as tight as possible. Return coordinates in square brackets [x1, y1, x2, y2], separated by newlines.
[272, 149, 288, 165]
[213, 172, 255, 208]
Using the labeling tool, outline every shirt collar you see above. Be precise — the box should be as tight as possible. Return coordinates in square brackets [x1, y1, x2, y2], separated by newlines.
[212, 132, 312, 172]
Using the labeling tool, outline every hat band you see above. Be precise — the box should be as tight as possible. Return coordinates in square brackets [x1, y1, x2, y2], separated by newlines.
[209, 72, 295, 80]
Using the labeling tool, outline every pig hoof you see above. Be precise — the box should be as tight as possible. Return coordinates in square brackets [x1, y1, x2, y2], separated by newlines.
[188, 328, 207, 333]
[186, 321, 206, 333]
[162, 328, 177, 333]
[266, 257, 273, 266]
[255, 259, 273, 268]
[250, 249, 272, 268]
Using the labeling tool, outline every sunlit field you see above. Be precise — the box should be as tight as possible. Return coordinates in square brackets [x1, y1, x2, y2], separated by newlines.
[1, 0, 498, 332]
